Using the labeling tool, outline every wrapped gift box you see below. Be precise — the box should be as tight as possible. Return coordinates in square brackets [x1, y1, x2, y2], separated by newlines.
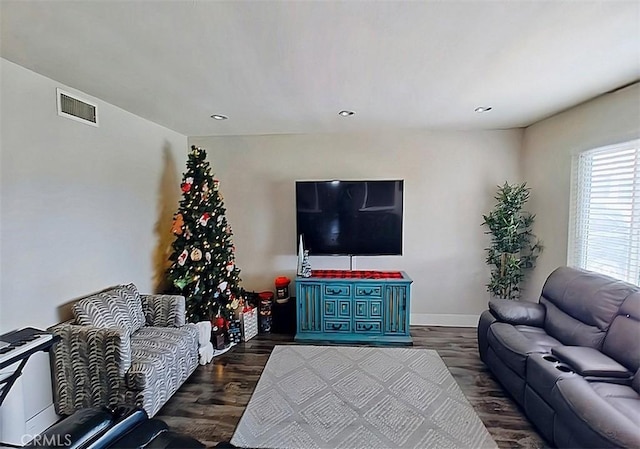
[211, 326, 226, 350]
[241, 307, 258, 341]
[227, 319, 242, 344]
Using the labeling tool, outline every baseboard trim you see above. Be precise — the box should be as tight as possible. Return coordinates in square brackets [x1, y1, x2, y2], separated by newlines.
[410, 313, 479, 327]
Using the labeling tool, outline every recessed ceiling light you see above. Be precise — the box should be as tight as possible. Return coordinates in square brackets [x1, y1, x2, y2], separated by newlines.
[338, 110, 355, 117]
[474, 107, 492, 113]
[210, 114, 228, 120]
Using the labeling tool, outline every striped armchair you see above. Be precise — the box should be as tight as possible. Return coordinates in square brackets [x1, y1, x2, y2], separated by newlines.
[49, 284, 199, 417]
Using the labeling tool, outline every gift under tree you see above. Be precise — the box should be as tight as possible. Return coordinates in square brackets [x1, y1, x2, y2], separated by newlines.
[167, 145, 242, 323]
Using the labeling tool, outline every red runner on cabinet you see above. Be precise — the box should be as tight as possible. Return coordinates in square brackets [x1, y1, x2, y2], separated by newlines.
[310, 270, 403, 279]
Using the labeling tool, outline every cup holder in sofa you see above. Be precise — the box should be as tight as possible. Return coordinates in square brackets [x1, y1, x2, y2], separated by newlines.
[555, 364, 574, 373]
[540, 354, 574, 373]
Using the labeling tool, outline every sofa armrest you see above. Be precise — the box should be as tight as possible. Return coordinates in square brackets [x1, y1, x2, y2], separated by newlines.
[48, 323, 131, 416]
[552, 346, 633, 380]
[24, 405, 148, 449]
[140, 294, 186, 327]
[24, 407, 113, 448]
[552, 376, 640, 448]
[489, 298, 545, 326]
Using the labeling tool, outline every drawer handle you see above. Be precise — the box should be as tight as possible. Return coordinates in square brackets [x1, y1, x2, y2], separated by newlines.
[327, 288, 343, 295]
[361, 290, 374, 296]
[362, 324, 373, 331]
[331, 323, 343, 330]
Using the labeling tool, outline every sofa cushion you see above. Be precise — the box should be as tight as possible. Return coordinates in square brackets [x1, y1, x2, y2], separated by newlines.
[541, 298, 608, 348]
[602, 292, 640, 372]
[125, 326, 198, 417]
[127, 340, 175, 392]
[540, 267, 638, 349]
[118, 283, 146, 332]
[487, 322, 562, 376]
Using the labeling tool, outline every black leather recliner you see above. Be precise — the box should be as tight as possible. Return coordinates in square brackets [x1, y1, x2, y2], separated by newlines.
[478, 266, 640, 448]
[25, 405, 204, 449]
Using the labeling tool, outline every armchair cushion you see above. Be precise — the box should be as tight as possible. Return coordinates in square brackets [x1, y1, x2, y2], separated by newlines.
[489, 298, 545, 326]
[141, 294, 186, 327]
[72, 284, 145, 334]
[125, 326, 198, 416]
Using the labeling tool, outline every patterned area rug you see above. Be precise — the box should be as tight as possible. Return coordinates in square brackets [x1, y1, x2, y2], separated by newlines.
[231, 345, 497, 449]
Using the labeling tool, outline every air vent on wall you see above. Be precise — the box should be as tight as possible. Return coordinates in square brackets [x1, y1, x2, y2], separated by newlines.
[56, 88, 98, 126]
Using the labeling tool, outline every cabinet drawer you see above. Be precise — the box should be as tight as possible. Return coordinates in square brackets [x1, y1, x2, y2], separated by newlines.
[324, 299, 351, 318]
[355, 300, 383, 318]
[355, 320, 382, 333]
[324, 284, 351, 297]
[355, 285, 382, 298]
[324, 320, 351, 332]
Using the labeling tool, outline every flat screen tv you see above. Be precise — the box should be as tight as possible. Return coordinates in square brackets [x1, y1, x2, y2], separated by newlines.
[296, 180, 404, 255]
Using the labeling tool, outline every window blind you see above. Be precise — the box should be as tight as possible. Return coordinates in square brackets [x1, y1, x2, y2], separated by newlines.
[568, 139, 640, 284]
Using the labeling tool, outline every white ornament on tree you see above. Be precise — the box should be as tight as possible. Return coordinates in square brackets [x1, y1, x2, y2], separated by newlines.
[178, 249, 189, 266]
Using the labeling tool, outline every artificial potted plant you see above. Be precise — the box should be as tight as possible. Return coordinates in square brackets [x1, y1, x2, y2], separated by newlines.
[482, 182, 543, 299]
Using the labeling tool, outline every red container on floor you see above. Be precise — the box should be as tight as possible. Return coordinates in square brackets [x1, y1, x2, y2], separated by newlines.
[258, 291, 274, 333]
[274, 276, 291, 302]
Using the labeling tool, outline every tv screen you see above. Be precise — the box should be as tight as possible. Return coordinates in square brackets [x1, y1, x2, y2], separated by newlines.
[296, 180, 404, 255]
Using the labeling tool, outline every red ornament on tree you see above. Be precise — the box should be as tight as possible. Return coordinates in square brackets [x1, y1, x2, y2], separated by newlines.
[181, 177, 194, 193]
[199, 212, 211, 226]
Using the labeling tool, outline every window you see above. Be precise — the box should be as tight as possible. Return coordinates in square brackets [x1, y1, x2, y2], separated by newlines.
[568, 139, 640, 284]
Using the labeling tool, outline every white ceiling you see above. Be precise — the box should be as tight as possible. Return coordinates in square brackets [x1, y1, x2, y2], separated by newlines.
[1, 1, 639, 137]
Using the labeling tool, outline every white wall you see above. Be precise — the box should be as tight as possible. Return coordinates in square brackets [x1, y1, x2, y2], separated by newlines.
[191, 130, 522, 325]
[0, 58, 187, 439]
[521, 83, 640, 300]
[0, 58, 188, 332]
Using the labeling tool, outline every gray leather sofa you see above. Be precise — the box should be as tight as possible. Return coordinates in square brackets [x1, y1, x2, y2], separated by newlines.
[478, 267, 640, 448]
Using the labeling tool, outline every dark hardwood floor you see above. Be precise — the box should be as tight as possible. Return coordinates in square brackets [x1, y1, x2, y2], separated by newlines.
[156, 327, 549, 448]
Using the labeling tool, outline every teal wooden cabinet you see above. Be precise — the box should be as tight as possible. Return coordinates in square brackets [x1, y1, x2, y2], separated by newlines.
[295, 272, 412, 345]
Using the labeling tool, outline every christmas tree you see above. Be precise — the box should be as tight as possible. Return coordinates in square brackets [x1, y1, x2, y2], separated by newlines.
[167, 145, 242, 323]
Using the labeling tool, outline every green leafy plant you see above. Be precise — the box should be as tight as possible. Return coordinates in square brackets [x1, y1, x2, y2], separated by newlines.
[482, 182, 543, 300]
